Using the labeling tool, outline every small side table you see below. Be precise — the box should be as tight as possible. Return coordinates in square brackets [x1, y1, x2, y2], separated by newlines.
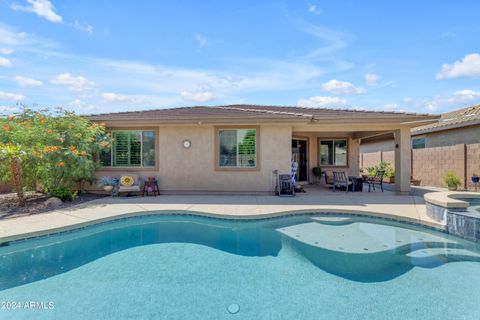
[142, 179, 160, 196]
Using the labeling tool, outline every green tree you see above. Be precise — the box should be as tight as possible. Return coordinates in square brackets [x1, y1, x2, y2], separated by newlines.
[0, 108, 111, 205]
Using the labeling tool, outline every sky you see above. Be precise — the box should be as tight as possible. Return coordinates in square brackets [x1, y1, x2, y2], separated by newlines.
[0, 0, 480, 115]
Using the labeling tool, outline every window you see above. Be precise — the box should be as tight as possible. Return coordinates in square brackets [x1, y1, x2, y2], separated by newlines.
[319, 139, 347, 166]
[218, 129, 257, 168]
[100, 130, 156, 167]
[412, 137, 426, 149]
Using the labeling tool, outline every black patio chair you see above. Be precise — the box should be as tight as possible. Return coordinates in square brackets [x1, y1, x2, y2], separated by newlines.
[365, 170, 385, 192]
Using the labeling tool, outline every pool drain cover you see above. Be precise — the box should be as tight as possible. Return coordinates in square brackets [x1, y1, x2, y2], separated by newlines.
[227, 304, 240, 314]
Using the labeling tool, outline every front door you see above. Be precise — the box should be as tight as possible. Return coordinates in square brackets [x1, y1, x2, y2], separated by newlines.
[292, 139, 308, 182]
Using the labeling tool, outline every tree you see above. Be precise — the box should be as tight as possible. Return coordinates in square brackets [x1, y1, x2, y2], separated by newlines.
[0, 108, 111, 205]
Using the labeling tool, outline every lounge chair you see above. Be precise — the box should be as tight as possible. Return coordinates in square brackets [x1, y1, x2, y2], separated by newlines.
[332, 171, 352, 193]
[365, 170, 385, 192]
[117, 174, 141, 196]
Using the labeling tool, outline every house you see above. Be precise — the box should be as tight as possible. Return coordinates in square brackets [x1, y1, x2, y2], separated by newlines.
[87, 105, 438, 193]
[359, 104, 480, 189]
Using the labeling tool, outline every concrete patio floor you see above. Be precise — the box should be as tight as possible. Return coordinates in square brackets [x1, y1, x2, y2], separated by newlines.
[0, 185, 442, 243]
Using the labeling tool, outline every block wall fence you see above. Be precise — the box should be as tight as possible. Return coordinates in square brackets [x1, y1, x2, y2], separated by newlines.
[360, 143, 480, 191]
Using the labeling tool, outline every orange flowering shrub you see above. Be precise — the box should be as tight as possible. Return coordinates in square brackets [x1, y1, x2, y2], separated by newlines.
[0, 107, 111, 195]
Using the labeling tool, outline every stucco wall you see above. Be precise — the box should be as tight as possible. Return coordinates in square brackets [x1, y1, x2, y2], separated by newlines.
[95, 124, 292, 192]
[293, 133, 359, 182]
[425, 125, 480, 148]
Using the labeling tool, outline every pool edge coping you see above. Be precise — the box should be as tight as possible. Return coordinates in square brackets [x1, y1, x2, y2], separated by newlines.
[0, 208, 445, 245]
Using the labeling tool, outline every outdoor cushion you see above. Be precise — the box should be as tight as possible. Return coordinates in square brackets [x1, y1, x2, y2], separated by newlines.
[120, 175, 134, 186]
[119, 185, 140, 192]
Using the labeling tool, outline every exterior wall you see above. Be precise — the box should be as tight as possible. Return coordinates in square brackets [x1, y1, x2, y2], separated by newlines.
[359, 140, 395, 153]
[293, 133, 360, 182]
[95, 124, 292, 193]
[411, 143, 480, 190]
[412, 144, 465, 188]
[425, 125, 480, 148]
[359, 140, 395, 169]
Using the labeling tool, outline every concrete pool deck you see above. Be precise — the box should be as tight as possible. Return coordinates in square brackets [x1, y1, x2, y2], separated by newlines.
[0, 186, 442, 243]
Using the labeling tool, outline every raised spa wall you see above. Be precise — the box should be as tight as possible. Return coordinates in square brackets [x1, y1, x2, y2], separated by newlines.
[424, 192, 480, 242]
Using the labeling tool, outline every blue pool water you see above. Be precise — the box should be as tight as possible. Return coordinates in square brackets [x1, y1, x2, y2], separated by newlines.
[0, 214, 479, 319]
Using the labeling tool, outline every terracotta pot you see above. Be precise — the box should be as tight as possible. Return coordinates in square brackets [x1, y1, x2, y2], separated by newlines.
[103, 185, 114, 192]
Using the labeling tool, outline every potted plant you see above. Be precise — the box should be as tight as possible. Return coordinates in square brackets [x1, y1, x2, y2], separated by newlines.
[472, 173, 479, 192]
[381, 162, 395, 183]
[99, 176, 116, 192]
[311, 167, 323, 184]
[443, 172, 462, 191]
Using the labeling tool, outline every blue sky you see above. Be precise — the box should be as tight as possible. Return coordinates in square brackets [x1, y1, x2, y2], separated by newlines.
[1, 0, 480, 115]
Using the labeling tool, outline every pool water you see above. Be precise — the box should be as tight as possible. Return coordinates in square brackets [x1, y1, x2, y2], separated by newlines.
[0, 214, 479, 319]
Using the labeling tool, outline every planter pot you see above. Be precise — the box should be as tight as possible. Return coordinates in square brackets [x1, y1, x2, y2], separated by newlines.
[411, 179, 421, 186]
[103, 185, 114, 192]
[383, 177, 394, 184]
[447, 185, 458, 191]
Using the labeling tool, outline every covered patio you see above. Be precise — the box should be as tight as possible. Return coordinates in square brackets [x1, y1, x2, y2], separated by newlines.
[291, 115, 432, 193]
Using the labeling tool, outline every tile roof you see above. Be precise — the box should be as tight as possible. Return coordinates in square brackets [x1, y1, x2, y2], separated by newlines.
[87, 104, 437, 123]
[412, 104, 480, 134]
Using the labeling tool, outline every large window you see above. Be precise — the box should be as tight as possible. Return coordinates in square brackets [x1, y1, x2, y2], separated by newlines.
[218, 128, 257, 168]
[100, 130, 156, 167]
[319, 139, 347, 166]
[412, 137, 426, 149]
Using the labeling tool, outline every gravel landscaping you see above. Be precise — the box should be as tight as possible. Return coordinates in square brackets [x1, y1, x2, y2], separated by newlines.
[0, 192, 107, 220]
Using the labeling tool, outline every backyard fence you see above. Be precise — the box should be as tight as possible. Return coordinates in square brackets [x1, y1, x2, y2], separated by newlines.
[360, 143, 480, 191]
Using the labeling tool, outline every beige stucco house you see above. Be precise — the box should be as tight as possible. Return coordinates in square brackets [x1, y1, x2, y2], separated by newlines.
[88, 105, 438, 194]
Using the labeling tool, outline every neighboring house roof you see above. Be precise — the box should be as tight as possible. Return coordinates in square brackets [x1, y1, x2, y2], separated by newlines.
[412, 104, 480, 135]
[87, 104, 437, 124]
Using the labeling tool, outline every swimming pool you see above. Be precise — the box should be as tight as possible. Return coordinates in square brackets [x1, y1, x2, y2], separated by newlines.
[0, 213, 479, 319]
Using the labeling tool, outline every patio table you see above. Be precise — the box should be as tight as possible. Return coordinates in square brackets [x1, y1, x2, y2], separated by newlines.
[348, 176, 364, 192]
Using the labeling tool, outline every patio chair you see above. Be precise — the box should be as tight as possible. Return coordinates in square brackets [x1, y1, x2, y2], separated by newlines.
[332, 171, 352, 193]
[117, 174, 141, 196]
[365, 170, 385, 192]
[324, 171, 334, 186]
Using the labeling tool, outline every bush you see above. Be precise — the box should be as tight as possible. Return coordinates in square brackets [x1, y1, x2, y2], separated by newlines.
[99, 176, 116, 186]
[49, 187, 77, 202]
[0, 107, 111, 205]
[443, 172, 461, 189]
[366, 161, 395, 178]
[312, 167, 323, 177]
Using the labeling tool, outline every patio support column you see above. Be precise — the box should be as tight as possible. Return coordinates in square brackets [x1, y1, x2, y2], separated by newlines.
[394, 127, 411, 193]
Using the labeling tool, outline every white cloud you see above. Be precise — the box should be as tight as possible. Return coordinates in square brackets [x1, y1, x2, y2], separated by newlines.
[68, 99, 95, 110]
[14, 75, 43, 87]
[424, 89, 480, 111]
[436, 53, 480, 79]
[297, 96, 347, 108]
[73, 20, 93, 34]
[0, 56, 12, 67]
[51, 73, 95, 91]
[11, 0, 62, 23]
[101, 92, 141, 104]
[322, 79, 366, 95]
[0, 48, 13, 55]
[180, 86, 216, 102]
[195, 34, 210, 48]
[0, 91, 25, 101]
[365, 73, 380, 86]
[308, 5, 321, 14]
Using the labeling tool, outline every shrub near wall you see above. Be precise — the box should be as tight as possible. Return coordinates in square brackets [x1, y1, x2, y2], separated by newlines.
[0, 108, 111, 205]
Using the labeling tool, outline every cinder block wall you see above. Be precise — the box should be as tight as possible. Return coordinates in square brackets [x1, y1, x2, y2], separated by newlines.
[411, 143, 479, 190]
